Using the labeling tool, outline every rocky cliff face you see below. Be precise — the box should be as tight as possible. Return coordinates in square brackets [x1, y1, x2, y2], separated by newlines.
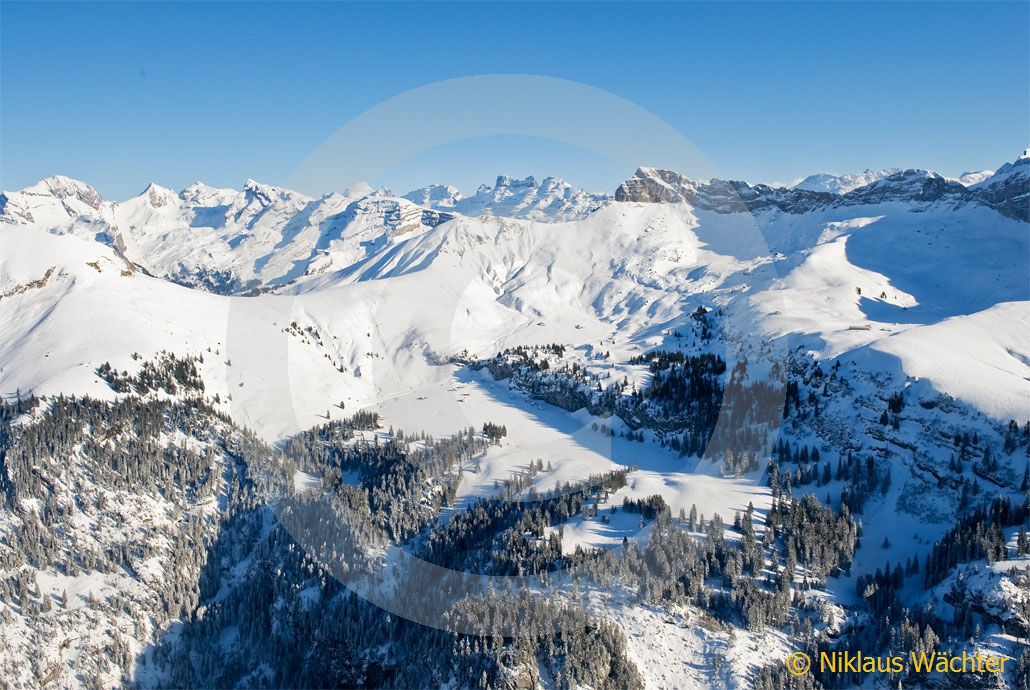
[615, 167, 835, 213]
[615, 155, 1028, 220]
[971, 150, 1029, 221]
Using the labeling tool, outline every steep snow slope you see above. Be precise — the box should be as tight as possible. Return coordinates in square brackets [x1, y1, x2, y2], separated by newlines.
[856, 301, 1030, 421]
[0, 228, 369, 440]
[749, 201, 1028, 365]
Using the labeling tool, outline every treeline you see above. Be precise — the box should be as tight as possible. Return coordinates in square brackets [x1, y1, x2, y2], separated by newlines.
[768, 447, 891, 515]
[476, 343, 784, 462]
[96, 351, 205, 396]
[570, 491, 858, 633]
[156, 506, 644, 690]
[420, 469, 634, 575]
[800, 493, 1030, 690]
[0, 390, 278, 687]
[283, 419, 498, 544]
[923, 495, 1028, 587]
[0, 390, 646, 689]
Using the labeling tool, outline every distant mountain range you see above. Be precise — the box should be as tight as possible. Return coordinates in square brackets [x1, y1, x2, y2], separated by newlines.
[1, 150, 1025, 296]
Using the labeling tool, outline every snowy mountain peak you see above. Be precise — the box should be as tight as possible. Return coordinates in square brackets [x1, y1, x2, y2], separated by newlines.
[242, 178, 299, 203]
[0, 175, 105, 225]
[29, 175, 104, 208]
[139, 182, 177, 207]
[341, 181, 378, 200]
[793, 168, 903, 195]
[406, 174, 609, 222]
[402, 184, 463, 209]
[953, 170, 995, 187]
[978, 149, 1030, 180]
[178, 181, 239, 207]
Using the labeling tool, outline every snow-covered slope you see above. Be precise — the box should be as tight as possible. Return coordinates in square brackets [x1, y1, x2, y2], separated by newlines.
[852, 301, 1030, 421]
[2, 152, 1027, 438]
[0, 176, 106, 227]
[1, 187, 1025, 456]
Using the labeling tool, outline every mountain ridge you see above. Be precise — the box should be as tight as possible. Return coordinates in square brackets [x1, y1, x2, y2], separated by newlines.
[1, 151, 1026, 299]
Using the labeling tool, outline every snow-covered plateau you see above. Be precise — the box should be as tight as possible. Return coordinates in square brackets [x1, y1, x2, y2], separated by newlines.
[0, 152, 1027, 689]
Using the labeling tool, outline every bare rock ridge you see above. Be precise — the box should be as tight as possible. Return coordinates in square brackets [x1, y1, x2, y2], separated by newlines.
[970, 148, 1030, 221]
[614, 155, 1029, 221]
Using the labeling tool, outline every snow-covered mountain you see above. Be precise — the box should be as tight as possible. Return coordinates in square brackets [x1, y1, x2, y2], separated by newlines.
[793, 168, 902, 194]
[405, 174, 610, 222]
[1, 150, 1026, 426]
[954, 169, 996, 186]
[0, 178, 455, 294]
[1, 150, 1028, 689]
[0, 174, 606, 296]
[795, 167, 1000, 194]
[616, 162, 1029, 220]
[971, 148, 1030, 221]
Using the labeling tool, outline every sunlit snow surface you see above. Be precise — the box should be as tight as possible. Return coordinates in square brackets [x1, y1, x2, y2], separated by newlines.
[1, 166, 1028, 688]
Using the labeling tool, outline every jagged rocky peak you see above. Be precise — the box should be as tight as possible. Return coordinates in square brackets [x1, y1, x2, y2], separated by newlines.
[615, 167, 832, 213]
[493, 174, 538, 189]
[614, 167, 703, 204]
[404, 174, 610, 222]
[346, 194, 454, 235]
[970, 149, 1030, 220]
[846, 168, 967, 201]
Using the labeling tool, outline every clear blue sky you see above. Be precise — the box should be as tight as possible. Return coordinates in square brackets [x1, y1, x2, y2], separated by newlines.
[2, 1, 1027, 200]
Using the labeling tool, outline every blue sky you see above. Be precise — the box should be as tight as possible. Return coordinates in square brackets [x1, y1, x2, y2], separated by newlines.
[2, 1, 1027, 200]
